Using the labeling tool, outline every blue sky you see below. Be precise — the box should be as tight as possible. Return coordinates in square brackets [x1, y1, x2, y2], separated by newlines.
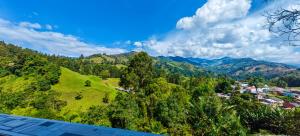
[0, 0, 206, 44]
[0, 0, 300, 65]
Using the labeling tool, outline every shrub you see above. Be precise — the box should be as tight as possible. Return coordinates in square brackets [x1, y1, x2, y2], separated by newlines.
[85, 80, 91, 87]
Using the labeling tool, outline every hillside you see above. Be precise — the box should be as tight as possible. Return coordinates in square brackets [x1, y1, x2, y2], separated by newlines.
[159, 56, 300, 79]
[52, 67, 119, 112]
[88, 52, 208, 77]
[89, 52, 300, 79]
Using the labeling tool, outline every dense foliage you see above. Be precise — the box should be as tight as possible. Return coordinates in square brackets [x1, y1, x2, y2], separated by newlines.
[0, 42, 65, 119]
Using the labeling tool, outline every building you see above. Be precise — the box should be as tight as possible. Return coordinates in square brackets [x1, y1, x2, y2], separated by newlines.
[271, 87, 285, 95]
[283, 102, 300, 109]
[0, 114, 157, 136]
[290, 102, 300, 108]
[241, 83, 249, 88]
[261, 85, 270, 93]
[283, 102, 295, 109]
[256, 93, 265, 100]
[262, 97, 284, 107]
[246, 86, 257, 94]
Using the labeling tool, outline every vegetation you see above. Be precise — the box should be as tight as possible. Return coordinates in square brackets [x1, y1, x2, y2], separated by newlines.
[52, 67, 118, 112]
[84, 80, 91, 87]
[0, 42, 299, 135]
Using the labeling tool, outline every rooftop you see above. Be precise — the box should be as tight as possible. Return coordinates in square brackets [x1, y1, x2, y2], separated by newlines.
[0, 114, 158, 136]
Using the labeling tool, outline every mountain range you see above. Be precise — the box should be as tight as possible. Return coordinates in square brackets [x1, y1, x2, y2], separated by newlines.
[156, 56, 299, 79]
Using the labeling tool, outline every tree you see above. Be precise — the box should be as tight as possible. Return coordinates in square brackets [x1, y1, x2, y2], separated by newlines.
[266, 8, 300, 46]
[100, 70, 110, 80]
[120, 52, 153, 91]
[275, 79, 288, 88]
[79, 54, 84, 59]
[85, 80, 91, 87]
[155, 87, 191, 135]
[188, 95, 246, 135]
[108, 93, 140, 130]
[81, 106, 111, 127]
[215, 80, 233, 93]
[102, 93, 109, 103]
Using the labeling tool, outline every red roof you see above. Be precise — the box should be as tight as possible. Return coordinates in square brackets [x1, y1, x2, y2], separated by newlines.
[283, 102, 295, 109]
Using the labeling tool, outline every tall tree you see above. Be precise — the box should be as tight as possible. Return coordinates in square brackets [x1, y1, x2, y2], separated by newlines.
[120, 52, 153, 91]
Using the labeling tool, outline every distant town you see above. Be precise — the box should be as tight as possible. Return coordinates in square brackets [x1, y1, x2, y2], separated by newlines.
[217, 82, 300, 109]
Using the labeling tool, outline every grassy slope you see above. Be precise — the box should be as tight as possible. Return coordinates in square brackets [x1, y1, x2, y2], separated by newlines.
[52, 67, 119, 112]
[0, 75, 32, 92]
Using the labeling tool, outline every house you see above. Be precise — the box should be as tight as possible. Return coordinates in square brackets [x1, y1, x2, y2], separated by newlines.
[283, 102, 295, 109]
[262, 85, 270, 93]
[240, 88, 247, 94]
[260, 101, 271, 105]
[283, 92, 297, 97]
[256, 93, 265, 100]
[291, 90, 300, 95]
[241, 82, 249, 88]
[294, 94, 300, 101]
[246, 86, 257, 94]
[272, 87, 285, 95]
[217, 93, 231, 99]
[283, 102, 300, 109]
[262, 98, 277, 107]
[270, 97, 284, 106]
[262, 97, 284, 107]
[290, 102, 300, 108]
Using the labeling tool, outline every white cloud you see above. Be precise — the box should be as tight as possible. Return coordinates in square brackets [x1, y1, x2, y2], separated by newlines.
[0, 18, 126, 57]
[133, 41, 143, 47]
[139, 0, 300, 65]
[177, 0, 251, 30]
[45, 24, 53, 30]
[19, 22, 42, 29]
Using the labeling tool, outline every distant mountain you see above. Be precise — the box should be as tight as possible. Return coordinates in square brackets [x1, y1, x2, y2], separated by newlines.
[87, 52, 300, 79]
[158, 56, 299, 79]
[88, 52, 208, 77]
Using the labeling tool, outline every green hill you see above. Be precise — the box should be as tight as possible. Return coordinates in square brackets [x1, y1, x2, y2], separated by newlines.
[0, 75, 33, 92]
[52, 67, 119, 112]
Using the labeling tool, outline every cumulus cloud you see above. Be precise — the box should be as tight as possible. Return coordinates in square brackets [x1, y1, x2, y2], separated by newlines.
[138, 0, 300, 65]
[177, 0, 251, 30]
[0, 18, 126, 57]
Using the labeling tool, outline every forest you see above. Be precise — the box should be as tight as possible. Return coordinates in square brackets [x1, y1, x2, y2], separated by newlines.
[0, 41, 299, 135]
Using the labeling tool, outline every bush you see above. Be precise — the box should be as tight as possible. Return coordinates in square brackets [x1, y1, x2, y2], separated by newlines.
[75, 92, 83, 100]
[85, 80, 91, 87]
[102, 93, 109, 103]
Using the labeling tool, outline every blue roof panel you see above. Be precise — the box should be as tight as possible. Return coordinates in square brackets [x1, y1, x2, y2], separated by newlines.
[0, 114, 159, 136]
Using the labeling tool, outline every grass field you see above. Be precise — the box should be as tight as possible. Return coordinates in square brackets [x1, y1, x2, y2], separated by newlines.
[52, 67, 119, 112]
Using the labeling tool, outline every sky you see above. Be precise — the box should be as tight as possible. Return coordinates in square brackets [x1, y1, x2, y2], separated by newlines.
[0, 0, 300, 65]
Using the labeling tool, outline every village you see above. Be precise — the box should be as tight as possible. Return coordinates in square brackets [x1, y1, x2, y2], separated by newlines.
[217, 82, 300, 109]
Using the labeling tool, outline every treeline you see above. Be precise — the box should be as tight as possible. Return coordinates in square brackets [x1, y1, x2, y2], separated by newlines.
[49, 56, 122, 79]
